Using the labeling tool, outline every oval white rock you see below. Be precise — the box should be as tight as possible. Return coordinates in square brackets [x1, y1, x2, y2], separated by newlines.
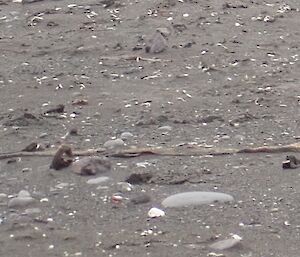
[162, 191, 234, 208]
[148, 207, 165, 218]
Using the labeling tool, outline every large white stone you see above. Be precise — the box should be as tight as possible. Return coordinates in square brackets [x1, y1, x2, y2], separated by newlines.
[162, 191, 234, 208]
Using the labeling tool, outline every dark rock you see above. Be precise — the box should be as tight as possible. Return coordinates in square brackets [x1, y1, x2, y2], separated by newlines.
[145, 32, 168, 54]
[282, 155, 300, 169]
[125, 173, 152, 184]
[4, 112, 41, 127]
[22, 142, 43, 152]
[50, 145, 73, 170]
[130, 193, 151, 204]
[198, 115, 224, 123]
[44, 104, 65, 114]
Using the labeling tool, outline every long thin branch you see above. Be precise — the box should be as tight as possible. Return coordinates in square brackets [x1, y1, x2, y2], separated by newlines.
[0, 142, 299, 160]
[100, 55, 171, 63]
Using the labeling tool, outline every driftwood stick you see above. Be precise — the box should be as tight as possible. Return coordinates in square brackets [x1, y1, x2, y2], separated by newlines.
[0, 142, 299, 161]
[100, 55, 171, 63]
[0, 148, 106, 160]
[237, 142, 300, 153]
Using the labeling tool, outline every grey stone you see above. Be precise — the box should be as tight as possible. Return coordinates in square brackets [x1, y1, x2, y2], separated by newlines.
[162, 191, 234, 208]
[72, 157, 111, 176]
[145, 32, 168, 54]
[209, 235, 242, 250]
[55, 182, 69, 189]
[0, 193, 7, 198]
[18, 190, 31, 198]
[72, 91, 83, 98]
[221, 135, 230, 140]
[120, 132, 133, 140]
[130, 193, 151, 205]
[86, 176, 110, 185]
[158, 125, 172, 131]
[117, 182, 133, 192]
[39, 132, 48, 138]
[24, 208, 41, 215]
[234, 134, 245, 142]
[103, 138, 124, 149]
[8, 196, 35, 208]
[156, 27, 171, 37]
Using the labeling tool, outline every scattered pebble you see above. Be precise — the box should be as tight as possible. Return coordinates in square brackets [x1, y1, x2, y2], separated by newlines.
[158, 125, 172, 131]
[209, 234, 242, 251]
[55, 183, 69, 189]
[120, 132, 133, 140]
[0, 193, 7, 198]
[103, 138, 125, 149]
[117, 182, 133, 192]
[22, 167, 32, 173]
[86, 176, 110, 185]
[162, 191, 234, 208]
[72, 91, 83, 98]
[220, 135, 230, 140]
[156, 27, 171, 37]
[111, 194, 124, 204]
[39, 132, 48, 138]
[234, 134, 245, 142]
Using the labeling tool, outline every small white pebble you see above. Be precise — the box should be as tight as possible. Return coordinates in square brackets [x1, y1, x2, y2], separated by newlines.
[148, 207, 165, 218]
